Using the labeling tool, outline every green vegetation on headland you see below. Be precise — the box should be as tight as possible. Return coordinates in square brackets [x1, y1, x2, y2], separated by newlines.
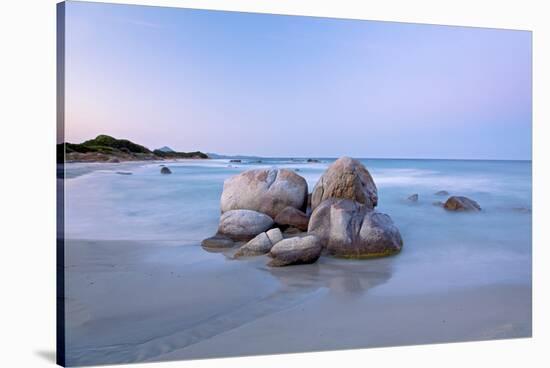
[58, 135, 208, 163]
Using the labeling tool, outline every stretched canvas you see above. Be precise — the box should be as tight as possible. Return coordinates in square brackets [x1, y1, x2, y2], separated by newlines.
[57, 1, 532, 366]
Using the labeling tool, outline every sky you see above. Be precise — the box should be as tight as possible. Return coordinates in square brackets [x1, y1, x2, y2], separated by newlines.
[63, 1, 532, 160]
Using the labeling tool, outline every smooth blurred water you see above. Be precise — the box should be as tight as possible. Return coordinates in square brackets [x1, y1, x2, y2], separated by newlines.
[64, 158, 531, 295]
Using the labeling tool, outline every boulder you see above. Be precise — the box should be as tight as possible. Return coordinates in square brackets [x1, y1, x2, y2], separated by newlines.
[234, 228, 283, 257]
[268, 235, 322, 267]
[234, 232, 272, 257]
[160, 166, 172, 174]
[435, 190, 450, 196]
[217, 209, 274, 241]
[311, 157, 378, 211]
[407, 194, 419, 202]
[443, 196, 481, 211]
[308, 199, 403, 258]
[201, 234, 235, 249]
[220, 168, 308, 219]
[274, 206, 310, 231]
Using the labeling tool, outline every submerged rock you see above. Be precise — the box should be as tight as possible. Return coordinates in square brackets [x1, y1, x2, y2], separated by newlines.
[311, 157, 378, 211]
[201, 234, 235, 249]
[220, 168, 308, 219]
[229, 159, 242, 163]
[308, 198, 403, 258]
[275, 206, 310, 231]
[234, 228, 283, 257]
[443, 196, 481, 212]
[115, 171, 132, 175]
[435, 190, 450, 196]
[217, 209, 274, 241]
[407, 194, 419, 202]
[160, 166, 172, 174]
[268, 235, 322, 267]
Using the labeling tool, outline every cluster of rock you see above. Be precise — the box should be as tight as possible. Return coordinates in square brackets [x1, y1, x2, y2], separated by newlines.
[202, 157, 403, 267]
[407, 191, 482, 212]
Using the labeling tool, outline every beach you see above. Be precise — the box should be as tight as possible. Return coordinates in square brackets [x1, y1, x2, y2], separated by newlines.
[62, 158, 532, 366]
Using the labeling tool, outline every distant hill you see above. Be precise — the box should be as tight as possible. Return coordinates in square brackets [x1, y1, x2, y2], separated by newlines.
[156, 146, 175, 153]
[207, 152, 263, 160]
[59, 135, 208, 163]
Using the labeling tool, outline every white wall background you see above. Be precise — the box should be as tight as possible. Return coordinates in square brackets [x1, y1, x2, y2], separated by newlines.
[0, 0, 548, 367]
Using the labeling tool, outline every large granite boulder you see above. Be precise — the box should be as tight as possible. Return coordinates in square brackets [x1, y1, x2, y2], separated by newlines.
[311, 157, 378, 211]
[268, 235, 322, 267]
[274, 206, 310, 231]
[220, 168, 308, 219]
[234, 228, 283, 258]
[308, 199, 403, 258]
[443, 196, 481, 211]
[217, 209, 274, 241]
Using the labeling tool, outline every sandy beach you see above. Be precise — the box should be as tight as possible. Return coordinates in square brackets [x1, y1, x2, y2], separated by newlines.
[64, 238, 531, 366]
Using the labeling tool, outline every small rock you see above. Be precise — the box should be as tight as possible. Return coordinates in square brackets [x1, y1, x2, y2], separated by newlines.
[307, 158, 320, 163]
[116, 171, 132, 175]
[229, 159, 242, 163]
[234, 232, 273, 257]
[266, 228, 283, 245]
[161, 166, 172, 174]
[443, 196, 481, 211]
[407, 194, 419, 202]
[201, 234, 235, 249]
[275, 206, 310, 231]
[268, 235, 322, 267]
[435, 190, 450, 196]
[511, 207, 531, 214]
[283, 227, 303, 236]
[108, 158, 120, 163]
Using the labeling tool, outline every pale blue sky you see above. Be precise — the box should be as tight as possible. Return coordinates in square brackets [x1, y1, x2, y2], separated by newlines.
[64, 1, 532, 159]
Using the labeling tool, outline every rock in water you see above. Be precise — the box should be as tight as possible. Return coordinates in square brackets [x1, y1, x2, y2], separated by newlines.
[407, 194, 419, 202]
[201, 234, 235, 249]
[234, 228, 283, 257]
[268, 235, 322, 267]
[443, 196, 481, 211]
[275, 206, 310, 231]
[160, 166, 172, 174]
[308, 198, 403, 258]
[217, 209, 274, 241]
[220, 168, 308, 219]
[435, 190, 450, 196]
[234, 232, 273, 257]
[311, 157, 378, 211]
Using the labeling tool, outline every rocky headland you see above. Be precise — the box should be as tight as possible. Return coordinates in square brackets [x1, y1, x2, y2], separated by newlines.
[58, 134, 208, 163]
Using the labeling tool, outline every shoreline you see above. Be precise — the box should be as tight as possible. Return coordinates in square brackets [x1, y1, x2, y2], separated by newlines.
[64, 238, 531, 366]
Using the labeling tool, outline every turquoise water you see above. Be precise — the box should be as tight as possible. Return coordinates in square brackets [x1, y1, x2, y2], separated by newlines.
[64, 158, 532, 295]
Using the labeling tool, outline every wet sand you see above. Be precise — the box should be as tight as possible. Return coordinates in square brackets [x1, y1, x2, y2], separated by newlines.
[64, 239, 531, 366]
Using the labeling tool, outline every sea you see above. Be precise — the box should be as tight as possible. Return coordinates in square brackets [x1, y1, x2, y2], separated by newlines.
[63, 157, 532, 296]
